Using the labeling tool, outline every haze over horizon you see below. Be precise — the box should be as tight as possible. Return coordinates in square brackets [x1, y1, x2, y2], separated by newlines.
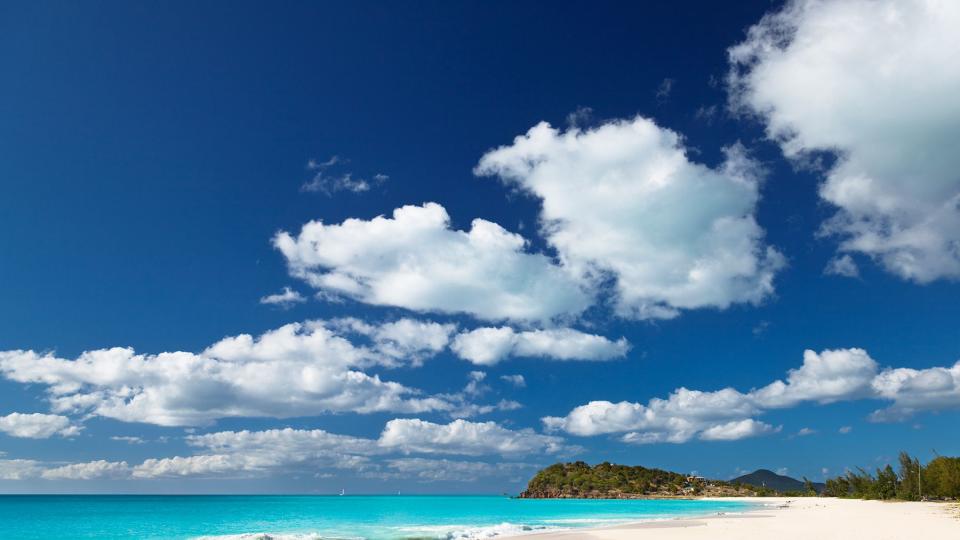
[1, 0, 959, 494]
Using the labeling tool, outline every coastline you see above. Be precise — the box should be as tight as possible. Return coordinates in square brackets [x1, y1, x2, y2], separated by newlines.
[501, 497, 960, 539]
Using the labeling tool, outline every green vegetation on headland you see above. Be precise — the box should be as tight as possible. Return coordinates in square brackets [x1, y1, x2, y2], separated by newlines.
[521, 452, 960, 500]
[823, 452, 960, 501]
[518, 461, 764, 498]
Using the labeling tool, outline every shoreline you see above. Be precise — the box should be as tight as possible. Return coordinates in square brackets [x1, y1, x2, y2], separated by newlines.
[501, 497, 959, 539]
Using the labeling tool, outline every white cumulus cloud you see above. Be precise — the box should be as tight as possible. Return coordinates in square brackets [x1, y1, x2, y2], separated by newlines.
[273, 203, 591, 322]
[331, 317, 456, 366]
[129, 427, 385, 478]
[42, 460, 131, 480]
[451, 327, 629, 365]
[546, 387, 762, 444]
[544, 347, 960, 443]
[0, 412, 79, 439]
[729, 0, 960, 282]
[133, 455, 252, 479]
[699, 419, 779, 441]
[0, 320, 461, 427]
[378, 418, 572, 456]
[0, 459, 44, 480]
[869, 361, 960, 422]
[750, 348, 879, 408]
[0, 419, 572, 482]
[476, 117, 784, 320]
[383, 458, 535, 483]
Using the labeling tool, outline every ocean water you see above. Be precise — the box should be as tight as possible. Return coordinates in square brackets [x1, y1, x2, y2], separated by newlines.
[0, 495, 755, 539]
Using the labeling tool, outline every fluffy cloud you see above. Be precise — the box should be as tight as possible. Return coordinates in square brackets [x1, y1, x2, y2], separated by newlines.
[451, 327, 629, 365]
[0, 459, 44, 480]
[133, 455, 252, 479]
[4, 453, 273, 481]
[0, 412, 79, 439]
[1, 317, 629, 427]
[193, 427, 377, 455]
[869, 361, 960, 422]
[138, 427, 383, 478]
[273, 203, 591, 322]
[42, 460, 131, 480]
[750, 348, 879, 408]
[0, 320, 459, 427]
[546, 387, 761, 443]
[476, 117, 784, 319]
[383, 458, 535, 483]
[378, 418, 571, 456]
[1, 419, 569, 482]
[277, 116, 788, 323]
[259, 287, 306, 308]
[729, 0, 960, 282]
[699, 419, 779, 441]
[545, 348, 960, 443]
[331, 317, 455, 366]
[140, 419, 568, 478]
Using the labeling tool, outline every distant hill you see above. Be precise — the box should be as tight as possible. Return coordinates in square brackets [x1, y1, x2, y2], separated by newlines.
[731, 469, 824, 493]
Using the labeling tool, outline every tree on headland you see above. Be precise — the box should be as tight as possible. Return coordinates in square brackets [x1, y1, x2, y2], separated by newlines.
[823, 476, 850, 498]
[519, 461, 760, 498]
[802, 477, 817, 496]
[897, 452, 921, 501]
[845, 468, 875, 498]
[520, 461, 691, 498]
[924, 456, 960, 499]
[875, 465, 897, 500]
[520, 452, 960, 500]
[823, 451, 960, 501]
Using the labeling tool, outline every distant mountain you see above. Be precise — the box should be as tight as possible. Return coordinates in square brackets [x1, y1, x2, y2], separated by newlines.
[731, 469, 824, 493]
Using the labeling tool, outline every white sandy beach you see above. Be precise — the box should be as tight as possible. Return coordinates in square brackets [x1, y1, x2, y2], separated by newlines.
[506, 497, 959, 539]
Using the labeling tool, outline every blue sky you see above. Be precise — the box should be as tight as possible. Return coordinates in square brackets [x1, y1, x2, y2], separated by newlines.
[1, 0, 959, 493]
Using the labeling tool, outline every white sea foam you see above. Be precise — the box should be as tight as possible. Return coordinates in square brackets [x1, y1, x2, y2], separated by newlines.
[193, 533, 359, 540]
[193, 509, 755, 540]
[439, 522, 552, 539]
[541, 517, 626, 524]
[193, 523, 553, 540]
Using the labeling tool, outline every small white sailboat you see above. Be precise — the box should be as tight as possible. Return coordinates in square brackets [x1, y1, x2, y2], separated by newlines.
[339, 488, 345, 496]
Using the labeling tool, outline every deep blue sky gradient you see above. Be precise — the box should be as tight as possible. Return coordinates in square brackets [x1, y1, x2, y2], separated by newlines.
[1, 0, 958, 493]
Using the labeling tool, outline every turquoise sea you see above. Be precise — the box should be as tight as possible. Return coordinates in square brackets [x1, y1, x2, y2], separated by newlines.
[0, 495, 755, 539]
